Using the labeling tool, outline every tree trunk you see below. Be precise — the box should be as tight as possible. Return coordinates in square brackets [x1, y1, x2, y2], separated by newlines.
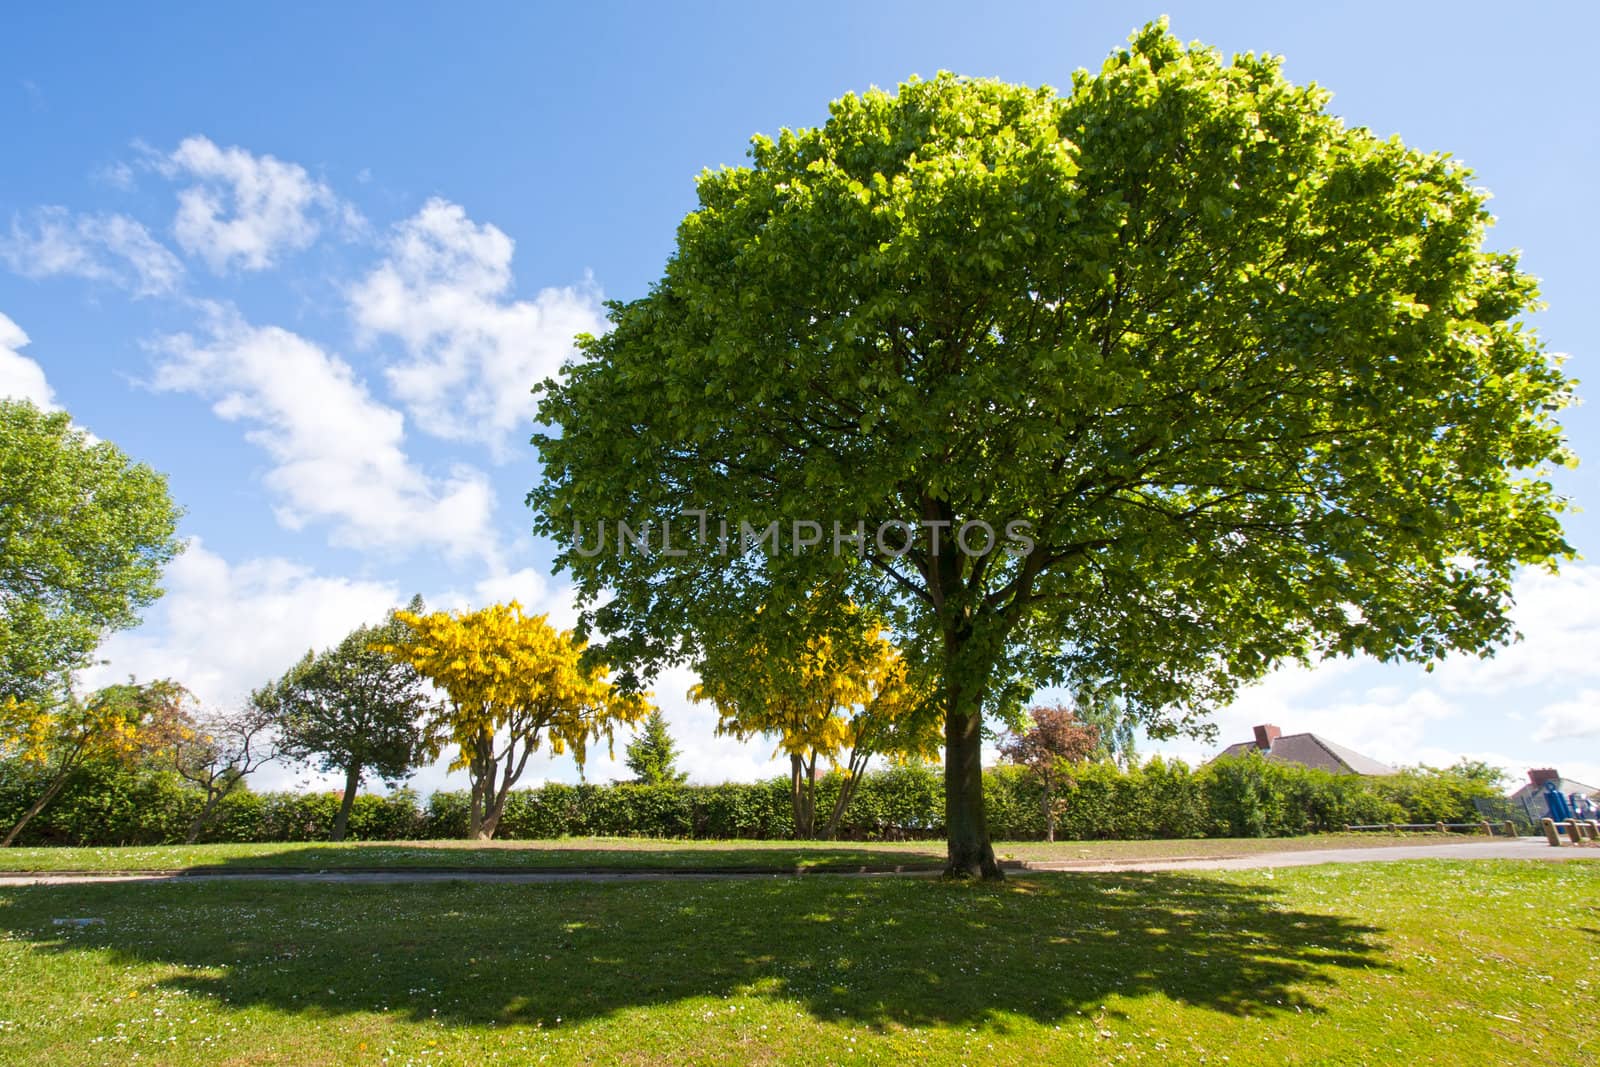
[822, 776, 853, 841]
[185, 790, 225, 845]
[467, 740, 493, 840]
[1043, 777, 1056, 843]
[1, 765, 74, 847]
[468, 777, 486, 840]
[944, 685, 1002, 880]
[481, 790, 511, 840]
[823, 750, 870, 840]
[331, 763, 362, 842]
[477, 733, 536, 842]
[789, 753, 817, 838]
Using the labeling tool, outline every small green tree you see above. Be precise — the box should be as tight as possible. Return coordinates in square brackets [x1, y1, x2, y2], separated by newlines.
[254, 597, 434, 841]
[1447, 758, 1507, 790]
[624, 709, 687, 786]
[0, 400, 183, 705]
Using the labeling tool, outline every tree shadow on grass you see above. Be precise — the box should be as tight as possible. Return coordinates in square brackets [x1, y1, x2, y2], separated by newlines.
[0, 871, 1386, 1031]
[168, 840, 952, 873]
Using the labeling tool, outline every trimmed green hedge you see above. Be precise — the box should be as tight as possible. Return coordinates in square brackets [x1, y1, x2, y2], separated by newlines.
[0, 753, 1499, 847]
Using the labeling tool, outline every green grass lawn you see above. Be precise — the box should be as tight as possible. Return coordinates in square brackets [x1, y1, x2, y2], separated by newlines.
[0, 832, 1483, 873]
[1, 860, 1593, 1064]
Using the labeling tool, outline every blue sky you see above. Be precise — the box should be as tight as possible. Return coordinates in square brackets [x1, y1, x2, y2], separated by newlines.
[3, 2, 1596, 795]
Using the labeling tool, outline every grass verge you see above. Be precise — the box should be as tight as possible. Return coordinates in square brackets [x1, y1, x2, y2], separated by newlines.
[0, 860, 1593, 1064]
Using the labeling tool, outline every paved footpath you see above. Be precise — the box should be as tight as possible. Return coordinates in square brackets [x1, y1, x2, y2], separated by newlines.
[1025, 836, 1600, 873]
[1, 838, 1596, 887]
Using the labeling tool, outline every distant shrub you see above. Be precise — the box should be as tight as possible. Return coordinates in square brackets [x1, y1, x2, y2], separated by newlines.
[0, 748, 1505, 846]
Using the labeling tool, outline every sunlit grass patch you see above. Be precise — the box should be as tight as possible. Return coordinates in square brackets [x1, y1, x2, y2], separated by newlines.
[0, 861, 1594, 1064]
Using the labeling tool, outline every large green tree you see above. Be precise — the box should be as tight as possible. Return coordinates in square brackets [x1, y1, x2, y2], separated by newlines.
[253, 597, 434, 841]
[0, 399, 184, 703]
[529, 23, 1574, 878]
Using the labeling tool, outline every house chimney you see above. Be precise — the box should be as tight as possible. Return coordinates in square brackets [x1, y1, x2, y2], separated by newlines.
[1253, 724, 1282, 751]
[1528, 768, 1561, 787]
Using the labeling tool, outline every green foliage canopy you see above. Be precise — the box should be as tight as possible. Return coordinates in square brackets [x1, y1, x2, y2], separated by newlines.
[1, 400, 184, 703]
[530, 22, 1574, 876]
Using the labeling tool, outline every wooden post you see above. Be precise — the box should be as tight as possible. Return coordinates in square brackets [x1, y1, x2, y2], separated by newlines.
[1564, 821, 1583, 846]
[1503, 820, 1518, 838]
[1480, 820, 1493, 836]
[1541, 818, 1563, 847]
[1434, 821, 1447, 834]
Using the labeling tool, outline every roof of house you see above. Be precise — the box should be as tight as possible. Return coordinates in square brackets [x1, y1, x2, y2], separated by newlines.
[1509, 777, 1599, 801]
[1214, 732, 1399, 776]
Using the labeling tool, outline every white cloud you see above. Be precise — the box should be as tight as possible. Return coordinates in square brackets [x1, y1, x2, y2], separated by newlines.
[1236, 685, 1459, 766]
[1433, 565, 1600, 694]
[1144, 565, 1600, 790]
[84, 539, 402, 710]
[515, 665, 791, 788]
[350, 198, 605, 454]
[1, 207, 183, 296]
[455, 568, 581, 632]
[1153, 658, 1457, 769]
[0, 312, 56, 409]
[1531, 691, 1600, 743]
[95, 160, 137, 191]
[152, 307, 500, 562]
[160, 136, 357, 272]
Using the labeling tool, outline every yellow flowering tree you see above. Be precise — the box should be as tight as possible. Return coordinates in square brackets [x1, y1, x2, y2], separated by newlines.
[692, 604, 937, 839]
[391, 602, 651, 839]
[0, 679, 189, 846]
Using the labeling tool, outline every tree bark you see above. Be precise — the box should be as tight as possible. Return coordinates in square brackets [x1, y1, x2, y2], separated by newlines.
[822, 775, 854, 841]
[468, 778, 487, 840]
[481, 789, 510, 840]
[467, 739, 492, 840]
[934, 687, 998, 883]
[185, 789, 225, 845]
[1, 765, 75, 847]
[331, 762, 362, 842]
[823, 749, 871, 840]
[789, 753, 817, 838]
[477, 730, 536, 842]
[1043, 776, 1056, 843]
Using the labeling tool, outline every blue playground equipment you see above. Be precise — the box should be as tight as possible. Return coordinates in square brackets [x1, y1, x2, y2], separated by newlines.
[1542, 779, 1575, 822]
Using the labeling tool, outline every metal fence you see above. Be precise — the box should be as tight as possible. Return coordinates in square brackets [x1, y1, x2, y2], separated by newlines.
[1472, 795, 1537, 834]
